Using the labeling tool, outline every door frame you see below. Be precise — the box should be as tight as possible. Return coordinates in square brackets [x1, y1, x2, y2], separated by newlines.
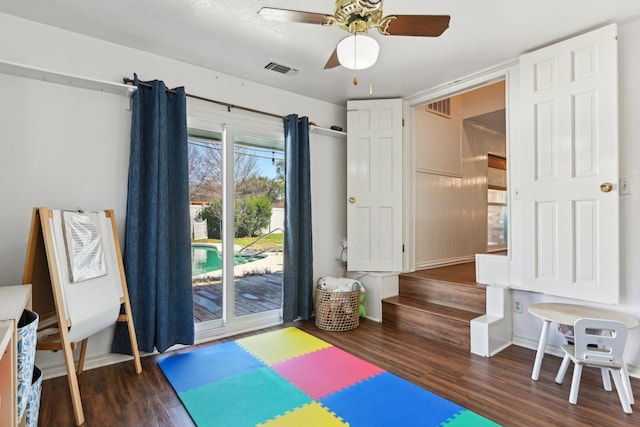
[403, 60, 519, 274]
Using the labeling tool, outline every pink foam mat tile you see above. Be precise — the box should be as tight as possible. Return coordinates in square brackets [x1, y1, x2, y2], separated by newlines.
[272, 345, 384, 400]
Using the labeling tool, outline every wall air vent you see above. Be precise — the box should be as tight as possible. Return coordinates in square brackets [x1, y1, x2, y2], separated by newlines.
[264, 62, 299, 76]
[426, 98, 451, 118]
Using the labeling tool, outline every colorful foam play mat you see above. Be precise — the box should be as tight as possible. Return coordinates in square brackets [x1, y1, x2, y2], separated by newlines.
[157, 327, 500, 426]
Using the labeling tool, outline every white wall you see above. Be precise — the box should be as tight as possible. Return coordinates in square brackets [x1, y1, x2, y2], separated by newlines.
[310, 130, 348, 281]
[0, 12, 345, 374]
[415, 98, 462, 176]
[510, 18, 640, 374]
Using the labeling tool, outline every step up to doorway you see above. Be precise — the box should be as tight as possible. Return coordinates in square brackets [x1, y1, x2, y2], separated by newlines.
[381, 263, 487, 350]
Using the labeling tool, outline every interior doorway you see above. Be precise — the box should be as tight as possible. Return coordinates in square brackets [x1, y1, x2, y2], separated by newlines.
[413, 81, 507, 270]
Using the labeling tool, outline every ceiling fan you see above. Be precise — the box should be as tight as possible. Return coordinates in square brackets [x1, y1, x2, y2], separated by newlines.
[258, 0, 450, 70]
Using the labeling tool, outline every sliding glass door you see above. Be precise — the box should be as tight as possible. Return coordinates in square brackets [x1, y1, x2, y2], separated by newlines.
[231, 133, 284, 319]
[189, 128, 225, 328]
[187, 107, 284, 340]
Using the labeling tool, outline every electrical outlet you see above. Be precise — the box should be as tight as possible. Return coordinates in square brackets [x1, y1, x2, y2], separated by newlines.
[513, 299, 523, 313]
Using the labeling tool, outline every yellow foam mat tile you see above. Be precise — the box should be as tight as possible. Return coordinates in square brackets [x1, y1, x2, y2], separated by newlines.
[237, 327, 332, 365]
[259, 402, 349, 427]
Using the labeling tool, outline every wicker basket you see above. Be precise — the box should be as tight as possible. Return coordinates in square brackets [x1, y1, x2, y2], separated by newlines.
[315, 287, 360, 331]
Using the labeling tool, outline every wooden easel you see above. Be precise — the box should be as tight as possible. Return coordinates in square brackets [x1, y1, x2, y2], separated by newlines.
[22, 207, 141, 426]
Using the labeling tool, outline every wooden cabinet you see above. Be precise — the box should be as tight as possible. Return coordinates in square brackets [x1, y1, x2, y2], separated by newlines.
[0, 285, 32, 427]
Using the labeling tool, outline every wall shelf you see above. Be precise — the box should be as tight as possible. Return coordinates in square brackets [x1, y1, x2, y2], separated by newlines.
[309, 125, 346, 140]
[0, 59, 136, 99]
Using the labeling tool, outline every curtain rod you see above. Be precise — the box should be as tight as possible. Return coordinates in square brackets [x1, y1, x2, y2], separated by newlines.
[123, 77, 291, 121]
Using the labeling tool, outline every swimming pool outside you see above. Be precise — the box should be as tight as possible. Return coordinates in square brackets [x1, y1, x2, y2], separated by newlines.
[192, 244, 267, 275]
[191, 243, 283, 279]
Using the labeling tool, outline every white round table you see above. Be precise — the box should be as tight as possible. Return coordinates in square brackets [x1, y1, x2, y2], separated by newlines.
[528, 302, 639, 380]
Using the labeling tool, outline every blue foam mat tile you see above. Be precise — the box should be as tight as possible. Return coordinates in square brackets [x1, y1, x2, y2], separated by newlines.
[158, 341, 264, 392]
[321, 372, 466, 427]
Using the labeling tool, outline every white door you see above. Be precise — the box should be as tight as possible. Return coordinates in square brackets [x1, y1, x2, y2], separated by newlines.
[346, 98, 403, 272]
[520, 24, 619, 303]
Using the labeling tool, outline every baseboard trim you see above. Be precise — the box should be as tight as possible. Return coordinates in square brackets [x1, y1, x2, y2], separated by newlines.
[40, 330, 640, 381]
[40, 320, 284, 380]
[40, 352, 142, 380]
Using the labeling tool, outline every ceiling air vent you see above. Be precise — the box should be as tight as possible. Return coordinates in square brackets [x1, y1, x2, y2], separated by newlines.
[264, 62, 299, 76]
[426, 98, 451, 118]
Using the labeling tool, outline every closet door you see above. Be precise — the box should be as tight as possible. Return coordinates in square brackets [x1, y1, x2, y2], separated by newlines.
[346, 98, 403, 272]
[519, 24, 619, 303]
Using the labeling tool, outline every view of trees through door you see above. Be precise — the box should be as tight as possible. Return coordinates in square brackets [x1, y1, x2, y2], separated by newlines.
[187, 127, 284, 330]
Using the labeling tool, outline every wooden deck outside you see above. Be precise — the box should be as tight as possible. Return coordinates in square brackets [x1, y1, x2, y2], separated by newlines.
[192, 272, 282, 322]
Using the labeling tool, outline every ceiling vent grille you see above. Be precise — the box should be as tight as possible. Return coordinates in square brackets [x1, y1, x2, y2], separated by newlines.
[264, 62, 299, 76]
[426, 98, 451, 118]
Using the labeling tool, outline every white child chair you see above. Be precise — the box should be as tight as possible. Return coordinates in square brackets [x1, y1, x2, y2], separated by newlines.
[554, 318, 633, 414]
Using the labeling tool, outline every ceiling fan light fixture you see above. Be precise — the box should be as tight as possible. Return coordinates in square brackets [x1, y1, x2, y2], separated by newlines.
[336, 33, 379, 70]
[356, 0, 383, 12]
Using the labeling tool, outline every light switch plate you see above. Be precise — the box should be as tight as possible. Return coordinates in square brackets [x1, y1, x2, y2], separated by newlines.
[620, 178, 632, 195]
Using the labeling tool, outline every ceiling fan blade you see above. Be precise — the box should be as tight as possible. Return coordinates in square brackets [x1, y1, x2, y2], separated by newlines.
[258, 7, 330, 25]
[324, 48, 340, 69]
[380, 15, 450, 37]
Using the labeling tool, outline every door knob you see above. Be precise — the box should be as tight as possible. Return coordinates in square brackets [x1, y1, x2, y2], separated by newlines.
[349, 197, 356, 203]
[600, 182, 613, 193]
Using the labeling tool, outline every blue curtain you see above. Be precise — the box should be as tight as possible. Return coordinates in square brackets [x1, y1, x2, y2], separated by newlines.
[112, 74, 194, 354]
[282, 114, 314, 322]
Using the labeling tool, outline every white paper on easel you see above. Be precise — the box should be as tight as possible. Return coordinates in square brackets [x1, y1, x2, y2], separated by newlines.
[50, 210, 122, 342]
[62, 211, 107, 283]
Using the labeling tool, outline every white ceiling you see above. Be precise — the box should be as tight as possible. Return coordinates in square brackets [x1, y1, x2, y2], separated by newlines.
[1, 0, 639, 106]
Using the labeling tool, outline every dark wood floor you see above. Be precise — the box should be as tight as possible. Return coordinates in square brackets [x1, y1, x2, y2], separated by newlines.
[402, 261, 478, 286]
[39, 319, 640, 426]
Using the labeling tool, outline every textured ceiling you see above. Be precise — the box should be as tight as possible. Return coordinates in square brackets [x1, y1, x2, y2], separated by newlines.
[1, 0, 639, 105]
